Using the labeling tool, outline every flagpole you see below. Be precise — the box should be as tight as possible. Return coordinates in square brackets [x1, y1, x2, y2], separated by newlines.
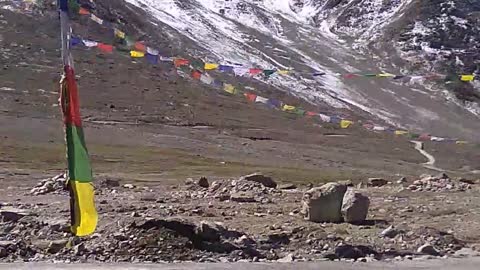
[58, 0, 98, 236]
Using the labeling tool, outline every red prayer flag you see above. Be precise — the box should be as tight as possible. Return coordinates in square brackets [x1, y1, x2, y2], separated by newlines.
[249, 68, 262, 76]
[244, 93, 257, 102]
[344, 73, 358, 79]
[418, 133, 432, 141]
[191, 70, 202, 80]
[174, 58, 189, 67]
[97, 43, 113, 53]
[62, 66, 83, 127]
[79, 7, 90, 15]
[134, 42, 146, 52]
[306, 111, 317, 117]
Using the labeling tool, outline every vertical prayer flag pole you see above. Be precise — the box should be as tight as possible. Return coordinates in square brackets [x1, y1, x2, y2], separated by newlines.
[58, 0, 98, 236]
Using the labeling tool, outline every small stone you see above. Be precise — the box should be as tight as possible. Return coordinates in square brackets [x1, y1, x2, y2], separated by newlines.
[458, 178, 475, 185]
[197, 177, 209, 188]
[357, 257, 367, 262]
[397, 177, 407, 184]
[230, 191, 256, 202]
[277, 253, 294, 262]
[278, 183, 297, 190]
[240, 173, 277, 188]
[435, 173, 449, 180]
[367, 178, 388, 187]
[0, 208, 30, 222]
[47, 239, 68, 254]
[407, 185, 418, 191]
[417, 244, 440, 256]
[380, 225, 398, 238]
[123, 184, 135, 189]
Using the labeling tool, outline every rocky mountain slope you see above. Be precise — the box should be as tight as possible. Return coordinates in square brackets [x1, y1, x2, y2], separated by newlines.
[116, 0, 480, 141]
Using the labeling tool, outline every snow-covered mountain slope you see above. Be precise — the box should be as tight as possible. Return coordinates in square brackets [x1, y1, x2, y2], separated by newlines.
[120, 0, 479, 140]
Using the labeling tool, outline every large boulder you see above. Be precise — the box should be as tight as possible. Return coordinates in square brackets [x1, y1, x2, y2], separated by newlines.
[240, 173, 277, 188]
[341, 190, 370, 223]
[301, 182, 347, 223]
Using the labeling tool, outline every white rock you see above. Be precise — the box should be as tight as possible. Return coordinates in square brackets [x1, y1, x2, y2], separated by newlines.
[301, 183, 347, 223]
[341, 190, 370, 223]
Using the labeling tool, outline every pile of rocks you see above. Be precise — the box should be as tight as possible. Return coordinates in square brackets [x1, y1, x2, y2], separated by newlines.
[29, 173, 67, 195]
[185, 173, 281, 203]
[406, 174, 472, 192]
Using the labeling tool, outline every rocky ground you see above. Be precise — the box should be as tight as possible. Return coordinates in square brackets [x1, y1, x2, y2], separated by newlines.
[1, 171, 480, 263]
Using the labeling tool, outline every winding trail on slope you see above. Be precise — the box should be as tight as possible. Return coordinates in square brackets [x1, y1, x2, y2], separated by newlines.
[411, 141, 446, 172]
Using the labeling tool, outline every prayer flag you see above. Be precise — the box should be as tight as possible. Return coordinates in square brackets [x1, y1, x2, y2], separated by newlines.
[255, 96, 269, 104]
[174, 58, 189, 67]
[460, 75, 475, 82]
[97, 43, 113, 53]
[146, 47, 159, 56]
[456, 140, 468, 144]
[340, 119, 353, 129]
[200, 74, 213, 85]
[191, 59, 204, 70]
[233, 67, 249, 76]
[82, 39, 98, 47]
[114, 28, 126, 39]
[61, 66, 97, 237]
[306, 111, 317, 117]
[191, 70, 202, 80]
[277, 70, 290, 75]
[377, 73, 395, 77]
[263, 70, 276, 77]
[204, 63, 219, 70]
[244, 93, 257, 102]
[70, 36, 83, 47]
[130, 51, 145, 58]
[282, 104, 296, 112]
[395, 130, 409, 135]
[249, 68, 262, 76]
[294, 108, 305, 116]
[267, 99, 282, 108]
[418, 134, 431, 141]
[146, 53, 158, 64]
[318, 114, 331, 123]
[219, 65, 234, 73]
[90, 14, 103, 25]
[134, 42, 146, 52]
[224, 84, 236, 94]
[79, 7, 90, 15]
[329, 116, 341, 124]
[160, 56, 174, 62]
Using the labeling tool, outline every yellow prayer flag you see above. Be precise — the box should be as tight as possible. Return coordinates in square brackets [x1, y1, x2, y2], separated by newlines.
[456, 140, 468, 145]
[224, 84, 236, 94]
[130, 51, 145, 58]
[395, 130, 409, 135]
[277, 70, 290, 75]
[204, 63, 219, 70]
[460, 75, 475, 82]
[340, 119, 353, 129]
[377, 73, 395, 77]
[114, 28, 126, 39]
[282, 104, 296, 112]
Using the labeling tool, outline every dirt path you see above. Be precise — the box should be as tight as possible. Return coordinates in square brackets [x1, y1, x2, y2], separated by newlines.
[411, 141, 446, 172]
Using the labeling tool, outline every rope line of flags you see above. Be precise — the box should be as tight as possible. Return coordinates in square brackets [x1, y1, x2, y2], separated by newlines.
[70, 32, 472, 145]
[73, 3, 477, 82]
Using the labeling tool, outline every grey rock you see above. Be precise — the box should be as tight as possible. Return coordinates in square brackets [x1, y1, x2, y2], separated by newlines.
[417, 244, 440, 256]
[47, 239, 68, 254]
[0, 207, 30, 222]
[0, 241, 14, 248]
[277, 253, 295, 262]
[301, 182, 347, 223]
[341, 190, 370, 223]
[0, 247, 6, 258]
[335, 244, 377, 259]
[123, 184, 135, 189]
[367, 178, 388, 187]
[240, 173, 277, 188]
[278, 183, 297, 190]
[230, 191, 256, 202]
[197, 177, 209, 188]
[397, 177, 408, 184]
[380, 225, 398, 238]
